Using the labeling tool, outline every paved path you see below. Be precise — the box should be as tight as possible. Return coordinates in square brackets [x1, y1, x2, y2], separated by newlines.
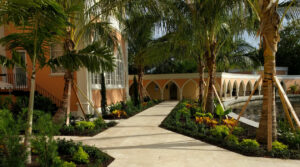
[58, 101, 300, 167]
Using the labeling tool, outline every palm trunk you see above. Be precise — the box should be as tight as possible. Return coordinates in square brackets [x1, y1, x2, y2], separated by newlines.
[256, 0, 280, 143]
[206, 49, 216, 114]
[198, 56, 205, 105]
[24, 65, 36, 164]
[137, 66, 144, 103]
[62, 70, 72, 126]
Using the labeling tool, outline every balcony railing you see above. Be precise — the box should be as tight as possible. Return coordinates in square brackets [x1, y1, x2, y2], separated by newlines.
[0, 73, 63, 107]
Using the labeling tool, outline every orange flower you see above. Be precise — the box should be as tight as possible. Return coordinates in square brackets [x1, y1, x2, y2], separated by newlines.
[186, 104, 192, 108]
[223, 118, 237, 128]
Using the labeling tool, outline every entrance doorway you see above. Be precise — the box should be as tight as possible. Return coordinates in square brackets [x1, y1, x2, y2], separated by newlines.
[169, 83, 178, 100]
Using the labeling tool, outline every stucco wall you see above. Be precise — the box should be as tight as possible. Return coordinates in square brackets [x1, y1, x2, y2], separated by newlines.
[92, 88, 125, 107]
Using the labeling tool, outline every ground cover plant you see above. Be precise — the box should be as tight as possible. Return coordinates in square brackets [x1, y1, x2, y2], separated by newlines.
[160, 100, 300, 159]
[0, 109, 114, 167]
[103, 99, 162, 120]
[59, 117, 117, 136]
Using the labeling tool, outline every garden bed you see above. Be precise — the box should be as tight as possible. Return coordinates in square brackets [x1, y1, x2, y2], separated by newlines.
[102, 99, 162, 120]
[27, 139, 114, 167]
[59, 118, 117, 136]
[160, 100, 300, 159]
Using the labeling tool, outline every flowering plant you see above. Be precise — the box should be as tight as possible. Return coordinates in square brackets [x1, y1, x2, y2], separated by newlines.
[112, 110, 127, 118]
[195, 116, 218, 127]
[223, 118, 237, 128]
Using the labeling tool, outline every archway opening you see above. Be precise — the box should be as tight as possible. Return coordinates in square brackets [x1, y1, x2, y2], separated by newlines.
[182, 80, 198, 100]
[146, 81, 162, 100]
[246, 81, 252, 96]
[232, 81, 238, 97]
[163, 81, 179, 100]
[253, 81, 260, 95]
[239, 81, 245, 96]
[226, 81, 232, 98]
[222, 81, 227, 98]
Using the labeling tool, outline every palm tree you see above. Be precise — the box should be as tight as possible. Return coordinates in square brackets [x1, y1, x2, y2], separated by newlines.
[245, 0, 300, 143]
[124, 11, 166, 102]
[160, 0, 249, 111]
[0, 0, 67, 163]
[55, 0, 118, 125]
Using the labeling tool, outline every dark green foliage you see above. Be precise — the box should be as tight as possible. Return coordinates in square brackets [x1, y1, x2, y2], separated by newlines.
[276, 21, 300, 75]
[132, 76, 140, 106]
[225, 134, 239, 146]
[0, 110, 27, 167]
[0, 96, 13, 109]
[100, 73, 108, 116]
[31, 113, 60, 167]
[232, 126, 245, 136]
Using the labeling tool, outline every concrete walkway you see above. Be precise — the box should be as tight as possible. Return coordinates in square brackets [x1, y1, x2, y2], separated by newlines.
[58, 101, 300, 167]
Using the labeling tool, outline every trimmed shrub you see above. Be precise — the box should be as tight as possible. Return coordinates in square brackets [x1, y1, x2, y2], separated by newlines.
[239, 139, 260, 153]
[271, 141, 289, 158]
[75, 121, 95, 130]
[72, 146, 90, 164]
[62, 161, 76, 167]
[209, 125, 230, 139]
[232, 126, 245, 136]
[226, 134, 239, 146]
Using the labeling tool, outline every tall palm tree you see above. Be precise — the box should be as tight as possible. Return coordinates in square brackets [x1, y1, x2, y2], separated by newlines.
[160, 0, 249, 111]
[55, 0, 118, 125]
[0, 0, 67, 163]
[123, 10, 167, 102]
[245, 0, 300, 143]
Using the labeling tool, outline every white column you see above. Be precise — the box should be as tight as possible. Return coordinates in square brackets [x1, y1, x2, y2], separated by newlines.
[76, 68, 93, 116]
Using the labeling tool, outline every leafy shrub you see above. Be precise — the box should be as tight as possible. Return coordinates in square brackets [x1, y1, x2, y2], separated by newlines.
[0, 96, 13, 109]
[271, 141, 289, 158]
[75, 121, 95, 130]
[93, 118, 107, 129]
[232, 126, 245, 136]
[209, 125, 230, 139]
[240, 139, 260, 153]
[31, 113, 60, 167]
[279, 130, 300, 150]
[57, 139, 78, 156]
[73, 146, 90, 164]
[109, 103, 122, 113]
[195, 112, 213, 119]
[0, 110, 27, 167]
[62, 161, 76, 167]
[226, 134, 239, 146]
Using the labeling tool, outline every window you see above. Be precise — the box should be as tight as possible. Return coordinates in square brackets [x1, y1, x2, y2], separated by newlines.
[91, 50, 125, 89]
[50, 43, 65, 74]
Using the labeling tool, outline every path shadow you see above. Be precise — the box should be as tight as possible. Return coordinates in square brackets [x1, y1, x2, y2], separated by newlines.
[100, 140, 226, 152]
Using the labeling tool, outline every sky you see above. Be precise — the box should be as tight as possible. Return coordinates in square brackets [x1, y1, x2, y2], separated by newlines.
[243, 0, 288, 48]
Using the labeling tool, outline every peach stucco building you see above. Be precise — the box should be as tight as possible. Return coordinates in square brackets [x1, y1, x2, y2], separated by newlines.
[0, 16, 129, 116]
[129, 68, 300, 101]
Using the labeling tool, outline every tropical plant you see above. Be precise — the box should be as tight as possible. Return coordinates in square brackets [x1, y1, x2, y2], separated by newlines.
[0, 0, 67, 163]
[50, 0, 117, 126]
[215, 104, 232, 122]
